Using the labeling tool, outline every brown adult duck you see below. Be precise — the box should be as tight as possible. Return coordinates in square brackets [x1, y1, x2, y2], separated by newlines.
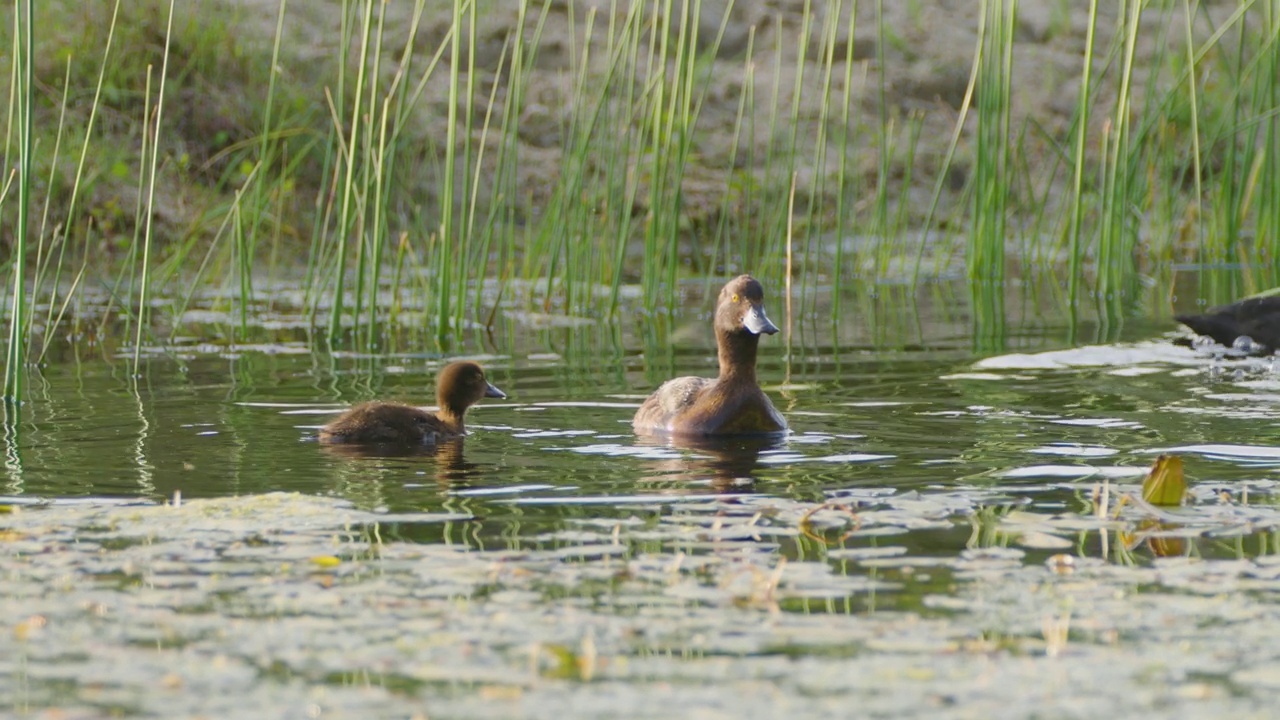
[1175, 294, 1280, 355]
[318, 361, 505, 444]
[633, 275, 788, 436]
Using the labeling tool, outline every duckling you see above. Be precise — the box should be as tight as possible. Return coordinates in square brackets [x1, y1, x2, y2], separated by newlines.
[1176, 295, 1280, 355]
[318, 361, 505, 444]
[633, 275, 788, 436]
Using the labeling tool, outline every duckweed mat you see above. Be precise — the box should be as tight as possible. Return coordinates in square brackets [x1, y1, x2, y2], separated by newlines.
[4, 489, 1280, 719]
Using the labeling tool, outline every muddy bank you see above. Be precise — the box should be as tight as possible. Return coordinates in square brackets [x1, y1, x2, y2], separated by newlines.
[33, 0, 1244, 259]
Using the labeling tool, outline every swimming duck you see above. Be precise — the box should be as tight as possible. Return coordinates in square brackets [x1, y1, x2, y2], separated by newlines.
[633, 275, 788, 436]
[1175, 295, 1280, 355]
[318, 360, 505, 444]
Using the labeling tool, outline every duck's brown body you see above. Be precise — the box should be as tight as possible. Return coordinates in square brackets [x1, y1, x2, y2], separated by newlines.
[319, 361, 505, 444]
[633, 275, 788, 436]
[318, 402, 460, 444]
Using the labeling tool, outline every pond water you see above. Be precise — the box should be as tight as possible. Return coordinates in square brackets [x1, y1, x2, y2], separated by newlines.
[5, 282, 1280, 718]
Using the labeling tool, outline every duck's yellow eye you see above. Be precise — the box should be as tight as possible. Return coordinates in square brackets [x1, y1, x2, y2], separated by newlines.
[732, 293, 739, 303]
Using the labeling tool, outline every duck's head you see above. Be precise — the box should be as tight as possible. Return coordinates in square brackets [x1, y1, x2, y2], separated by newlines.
[436, 361, 506, 414]
[715, 275, 779, 337]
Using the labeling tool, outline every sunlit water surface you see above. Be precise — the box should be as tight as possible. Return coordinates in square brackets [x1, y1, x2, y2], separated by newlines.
[5, 285, 1280, 718]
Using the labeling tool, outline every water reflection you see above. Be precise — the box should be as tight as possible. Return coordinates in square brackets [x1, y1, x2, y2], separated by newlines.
[320, 438, 481, 485]
[18, 276, 1280, 715]
[1121, 520, 1190, 558]
[633, 433, 789, 492]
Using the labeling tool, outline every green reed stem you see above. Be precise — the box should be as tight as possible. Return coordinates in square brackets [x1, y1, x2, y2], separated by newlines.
[480, 0, 534, 320]
[365, 93, 393, 351]
[910, 24, 979, 286]
[785, 0, 811, 299]
[234, 205, 248, 338]
[969, 0, 1014, 348]
[834, 1, 856, 311]
[666, 0, 697, 296]
[1180, 0, 1204, 276]
[29, 0, 123, 344]
[133, 0, 176, 372]
[27, 56, 70, 364]
[456, 0, 478, 331]
[33, 58, 70, 289]
[1258, 0, 1280, 285]
[537, 2, 589, 311]
[375, 0, 427, 337]
[465, 36, 507, 322]
[328, 0, 376, 342]
[757, 18, 784, 275]
[240, 0, 288, 339]
[172, 162, 261, 330]
[1096, 0, 1141, 323]
[1216, 16, 1246, 297]
[3, 0, 33, 405]
[873, 0, 889, 241]
[352, 0, 389, 338]
[606, 0, 645, 314]
[437, 0, 464, 342]
[1066, 0, 1100, 323]
[710, 22, 754, 292]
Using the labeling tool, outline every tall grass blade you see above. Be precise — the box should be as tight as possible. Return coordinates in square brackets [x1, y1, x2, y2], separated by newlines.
[328, 0, 378, 342]
[1066, 0, 1101, 328]
[969, 0, 1015, 348]
[3, 0, 33, 406]
[132, 0, 177, 373]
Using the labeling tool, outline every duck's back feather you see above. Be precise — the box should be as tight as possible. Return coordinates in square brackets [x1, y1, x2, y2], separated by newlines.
[632, 376, 715, 432]
[632, 376, 786, 436]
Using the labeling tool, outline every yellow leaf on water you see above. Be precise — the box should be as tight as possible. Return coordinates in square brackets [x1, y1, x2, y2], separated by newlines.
[310, 556, 341, 568]
[1142, 454, 1186, 507]
[14, 614, 47, 641]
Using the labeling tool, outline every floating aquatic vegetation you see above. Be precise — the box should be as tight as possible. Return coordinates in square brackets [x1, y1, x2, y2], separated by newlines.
[6, 459, 1280, 717]
[1141, 455, 1187, 508]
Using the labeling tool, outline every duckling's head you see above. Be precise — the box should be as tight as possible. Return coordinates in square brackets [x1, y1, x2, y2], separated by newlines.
[715, 275, 778, 338]
[436, 361, 506, 415]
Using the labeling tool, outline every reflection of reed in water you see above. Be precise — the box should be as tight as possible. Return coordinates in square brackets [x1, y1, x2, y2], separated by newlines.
[633, 434, 787, 493]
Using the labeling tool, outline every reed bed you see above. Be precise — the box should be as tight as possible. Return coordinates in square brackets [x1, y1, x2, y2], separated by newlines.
[0, 0, 1278, 404]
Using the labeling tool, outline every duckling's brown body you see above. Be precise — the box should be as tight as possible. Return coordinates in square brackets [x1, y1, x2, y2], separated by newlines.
[319, 361, 505, 444]
[633, 275, 788, 436]
[1176, 295, 1280, 355]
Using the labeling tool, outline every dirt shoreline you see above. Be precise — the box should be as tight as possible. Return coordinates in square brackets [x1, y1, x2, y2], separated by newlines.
[33, 0, 1245, 262]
